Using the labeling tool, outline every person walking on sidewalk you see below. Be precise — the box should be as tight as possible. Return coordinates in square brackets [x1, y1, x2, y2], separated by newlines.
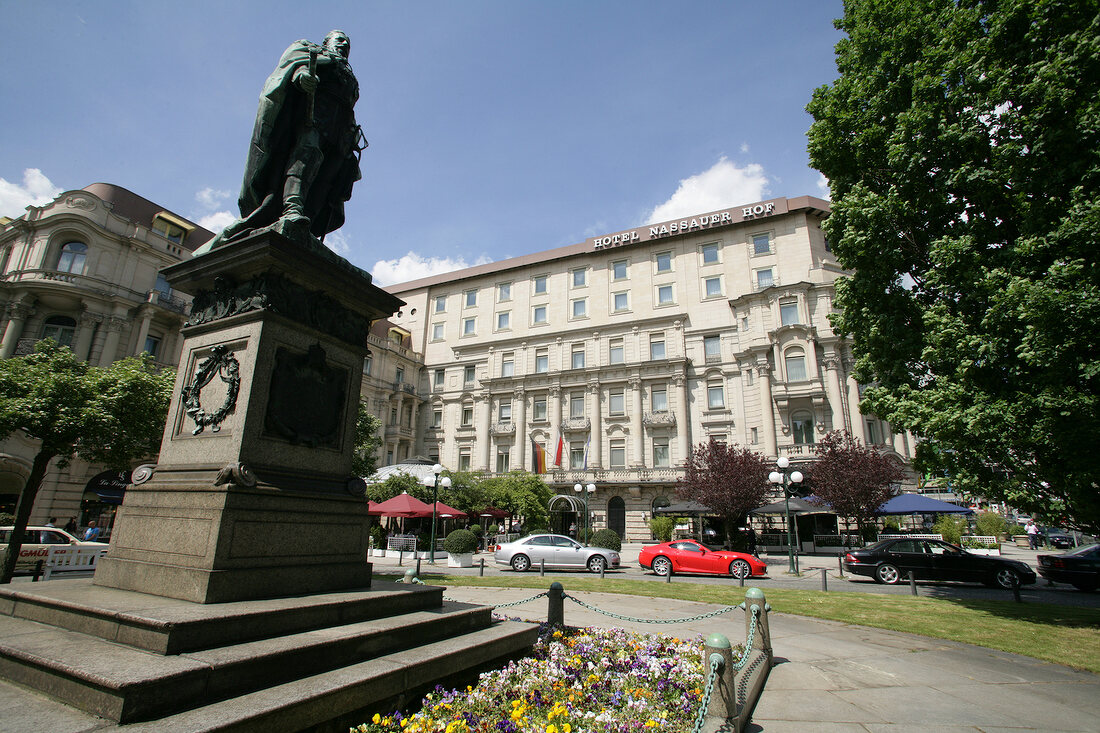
[1026, 519, 1039, 549]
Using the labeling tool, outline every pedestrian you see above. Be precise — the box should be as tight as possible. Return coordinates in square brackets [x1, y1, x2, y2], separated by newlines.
[569, 521, 577, 539]
[746, 525, 758, 556]
[83, 520, 101, 542]
[45, 517, 57, 527]
[1026, 519, 1039, 550]
[63, 517, 77, 534]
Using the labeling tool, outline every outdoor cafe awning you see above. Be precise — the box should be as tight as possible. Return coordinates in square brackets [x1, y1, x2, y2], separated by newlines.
[750, 497, 833, 515]
[653, 500, 713, 516]
[875, 493, 973, 515]
[369, 492, 434, 518]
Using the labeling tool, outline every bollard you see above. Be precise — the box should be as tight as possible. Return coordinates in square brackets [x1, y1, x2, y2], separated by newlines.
[743, 588, 772, 656]
[416, 558, 422, 577]
[479, 557, 485, 577]
[402, 569, 416, 584]
[599, 562, 605, 580]
[32, 560, 43, 582]
[731, 588, 774, 730]
[540, 558, 545, 577]
[665, 567, 672, 583]
[838, 554, 845, 577]
[821, 567, 828, 592]
[739, 572, 745, 588]
[704, 633, 735, 721]
[398, 549, 404, 567]
[908, 571, 918, 596]
[547, 581, 564, 627]
[1012, 585, 1022, 603]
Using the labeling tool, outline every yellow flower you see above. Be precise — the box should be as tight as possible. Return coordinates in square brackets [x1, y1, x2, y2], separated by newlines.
[547, 726, 558, 733]
[372, 713, 381, 724]
[563, 726, 572, 733]
[645, 720, 658, 728]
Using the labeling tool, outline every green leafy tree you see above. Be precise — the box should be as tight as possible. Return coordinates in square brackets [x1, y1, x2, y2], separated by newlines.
[480, 471, 551, 529]
[0, 342, 175, 584]
[807, 431, 906, 546]
[807, 0, 1100, 534]
[351, 403, 383, 478]
[678, 440, 770, 548]
[364, 472, 428, 503]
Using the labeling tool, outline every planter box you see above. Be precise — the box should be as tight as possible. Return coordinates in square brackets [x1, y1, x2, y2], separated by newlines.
[965, 548, 1001, 556]
[447, 553, 474, 568]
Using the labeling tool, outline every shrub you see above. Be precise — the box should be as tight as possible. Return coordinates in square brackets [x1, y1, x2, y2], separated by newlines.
[469, 524, 485, 538]
[486, 523, 499, 536]
[882, 518, 902, 533]
[932, 515, 968, 544]
[443, 528, 479, 555]
[961, 537, 999, 550]
[975, 511, 1007, 537]
[369, 524, 384, 548]
[649, 516, 676, 543]
[589, 528, 621, 551]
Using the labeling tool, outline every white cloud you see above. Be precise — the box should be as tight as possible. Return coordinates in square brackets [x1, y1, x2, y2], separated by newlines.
[740, 143, 751, 154]
[817, 173, 831, 200]
[0, 169, 63, 218]
[195, 187, 232, 211]
[370, 252, 492, 287]
[324, 230, 351, 256]
[646, 157, 769, 224]
[197, 210, 237, 233]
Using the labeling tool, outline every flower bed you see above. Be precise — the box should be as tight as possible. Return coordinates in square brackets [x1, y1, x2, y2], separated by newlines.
[353, 624, 714, 732]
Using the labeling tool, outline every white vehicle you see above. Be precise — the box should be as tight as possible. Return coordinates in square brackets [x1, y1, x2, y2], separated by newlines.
[0, 526, 108, 572]
[494, 533, 620, 573]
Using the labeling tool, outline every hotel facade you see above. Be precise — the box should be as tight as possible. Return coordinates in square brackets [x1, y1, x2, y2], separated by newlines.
[382, 196, 915, 541]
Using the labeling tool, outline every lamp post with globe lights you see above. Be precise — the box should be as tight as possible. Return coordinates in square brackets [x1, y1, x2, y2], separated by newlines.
[573, 482, 595, 543]
[423, 463, 452, 564]
[769, 456, 804, 574]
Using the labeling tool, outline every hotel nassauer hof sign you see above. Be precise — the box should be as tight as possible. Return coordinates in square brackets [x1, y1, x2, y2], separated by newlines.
[590, 198, 786, 251]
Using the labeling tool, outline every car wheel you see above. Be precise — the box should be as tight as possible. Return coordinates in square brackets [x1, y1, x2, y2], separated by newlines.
[875, 563, 901, 584]
[993, 568, 1020, 589]
[510, 554, 531, 572]
[729, 559, 751, 579]
[1071, 581, 1097, 592]
[587, 555, 606, 573]
[652, 556, 672, 577]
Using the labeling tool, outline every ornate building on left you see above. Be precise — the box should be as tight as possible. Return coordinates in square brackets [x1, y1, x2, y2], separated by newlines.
[0, 183, 214, 537]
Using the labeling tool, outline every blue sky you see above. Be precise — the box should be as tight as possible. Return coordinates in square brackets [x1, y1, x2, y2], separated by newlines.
[0, 1, 843, 285]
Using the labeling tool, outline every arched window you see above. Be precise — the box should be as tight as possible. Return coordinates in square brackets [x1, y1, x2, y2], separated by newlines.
[56, 242, 87, 274]
[784, 347, 807, 382]
[42, 316, 76, 348]
[607, 496, 626, 538]
[791, 410, 814, 445]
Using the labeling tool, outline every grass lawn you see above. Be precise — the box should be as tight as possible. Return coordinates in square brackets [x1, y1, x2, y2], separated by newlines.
[378, 572, 1100, 674]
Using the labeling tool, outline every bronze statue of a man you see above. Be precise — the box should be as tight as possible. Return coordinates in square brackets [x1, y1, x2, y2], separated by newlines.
[211, 30, 365, 247]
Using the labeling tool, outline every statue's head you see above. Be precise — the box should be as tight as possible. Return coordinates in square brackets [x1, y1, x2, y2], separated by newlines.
[324, 30, 350, 59]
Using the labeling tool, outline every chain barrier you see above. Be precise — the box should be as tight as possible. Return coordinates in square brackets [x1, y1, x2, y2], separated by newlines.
[731, 606, 759, 672]
[691, 654, 723, 733]
[442, 592, 549, 608]
[562, 592, 741, 625]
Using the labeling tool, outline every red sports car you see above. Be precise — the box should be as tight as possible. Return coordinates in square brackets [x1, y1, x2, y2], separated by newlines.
[638, 540, 768, 579]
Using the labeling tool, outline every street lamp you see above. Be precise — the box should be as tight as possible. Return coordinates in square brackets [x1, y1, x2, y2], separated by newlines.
[769, 456, 804, 575]
[423, 463, 452, 564]
[573, 482, 595, 543]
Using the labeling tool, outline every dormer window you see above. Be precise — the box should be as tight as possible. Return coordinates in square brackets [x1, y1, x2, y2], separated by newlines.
[152, 212, 193, 245]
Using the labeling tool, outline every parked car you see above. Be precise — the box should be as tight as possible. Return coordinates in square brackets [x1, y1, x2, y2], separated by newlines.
[494, 534, 620, 573]
[1042, 528, 1074, 549]
[0, 526, 109, 573]
[1037, 543, 1100, 592]
[843, 537, 1036, 589]
[638, 539, 767, 579]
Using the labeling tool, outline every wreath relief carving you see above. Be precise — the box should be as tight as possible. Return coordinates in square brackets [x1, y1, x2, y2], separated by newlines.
[181, 345, 241, 435]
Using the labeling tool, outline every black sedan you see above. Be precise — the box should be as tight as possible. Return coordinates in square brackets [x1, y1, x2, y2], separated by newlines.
[844, 538, 1036, 589]
[1037, 543, 1100, 592]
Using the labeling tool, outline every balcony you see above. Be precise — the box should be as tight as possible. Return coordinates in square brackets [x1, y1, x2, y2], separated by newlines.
[642, 411, 675, 427]
[560, 417, 590, 432]
[490, 422, 516, 436]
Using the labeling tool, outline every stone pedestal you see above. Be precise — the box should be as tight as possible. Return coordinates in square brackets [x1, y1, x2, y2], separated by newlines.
[95, 231, 402, 603]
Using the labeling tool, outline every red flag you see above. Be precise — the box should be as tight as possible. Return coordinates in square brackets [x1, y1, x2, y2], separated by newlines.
[554, 435, 564, 467]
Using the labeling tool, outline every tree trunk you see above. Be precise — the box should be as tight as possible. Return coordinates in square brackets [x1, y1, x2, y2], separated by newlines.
[0, 451, 55, 585]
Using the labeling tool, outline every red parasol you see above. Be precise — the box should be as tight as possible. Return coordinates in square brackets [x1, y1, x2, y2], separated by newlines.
[371, 492, 434, 518]
[429, 501, 464, 517]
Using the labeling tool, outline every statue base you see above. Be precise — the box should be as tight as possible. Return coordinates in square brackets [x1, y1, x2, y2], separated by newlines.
[95, 231, 402, 603]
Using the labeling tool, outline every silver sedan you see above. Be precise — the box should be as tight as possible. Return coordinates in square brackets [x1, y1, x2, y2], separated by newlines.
[494, 533, 620, 573]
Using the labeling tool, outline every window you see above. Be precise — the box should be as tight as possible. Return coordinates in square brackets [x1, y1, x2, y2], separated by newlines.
[610, 440, 625, 468]
[866, 420, 879, 444]
[707, 383, 725, 409]
[533, 396, 547, 421]
[533, 275, 548, 294]
[653, 439, 670, 468]
[432, 323, 444, 341]
[389, 329, 404, 345]
[497, 282, 511, 302]
[651, 386, 668, 412]
[496, 311, 510, 330]
[464, 289, 477, 307]
[701, 242, 719, 264]
[499, 400, 512, 422]
[532, 305, 547, 324]
[704, 276, 722, 297]
[152, 217, 186, 244]
[650, 335, 665, 360]
[571, 346, 585, 369]
[570, 393, 585, 418]
[363, 355, 373, 375]
[704, 335, 721, 362]
[785, 348, 807, 381]
[434, 369, 445, 388]
[746, 369, 754, 386]
[572, 298, 587, 318]
[432, 408, 443, 428]
[609, 339, 624, 364]
[780, 299, 800, 326]
[613, 291, 629, 312]
[741, 316, 750, 331]
[572, 268, 586, 287]
[434, 295, 447, 313]
[609, 389, 624, 416]
[756, 268, 774, 289]
[0, 247, 10, 274]
[461, 403, 474, 426]
[56, 242, 87, 274]
[501, 355, 514, 377]
[751, 427, 759, 444]
[395, 366, 404, 384]
[154, 274, 172, 299]
[41, 316, 76, 347]
[656, 251, 672, 273]
[657, 284, 673, 305]
[464, 365, 476, 384]
[143, 335, 160, 358]
[570, 443, 585, 469]
[612, 260, 628, 280]
[752, 233, 771, 255]
[459, 449, 471, 471]
[824, 237, 832, 252]
[462, 317, 476, 336]
[792, 412, 815, 445]
[497, 448, 511, 473]
[535, 348, 549, 373]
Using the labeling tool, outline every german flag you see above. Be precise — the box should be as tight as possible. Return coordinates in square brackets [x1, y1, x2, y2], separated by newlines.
[531, 438, 547, 474]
